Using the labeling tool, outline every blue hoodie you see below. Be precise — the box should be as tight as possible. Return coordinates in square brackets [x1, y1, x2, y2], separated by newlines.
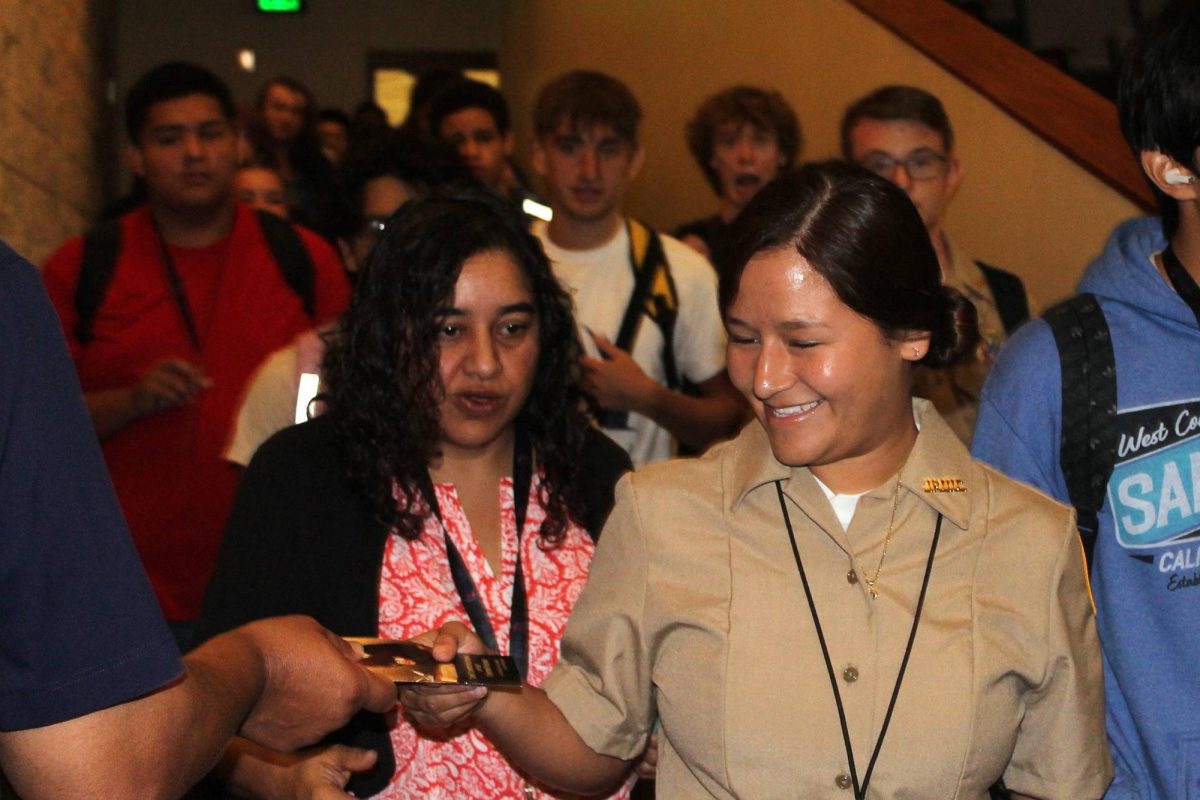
[974, 217, 1200, 799]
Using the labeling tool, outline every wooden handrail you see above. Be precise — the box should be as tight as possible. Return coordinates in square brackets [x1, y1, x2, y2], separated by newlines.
[847, 0, 1155, 210]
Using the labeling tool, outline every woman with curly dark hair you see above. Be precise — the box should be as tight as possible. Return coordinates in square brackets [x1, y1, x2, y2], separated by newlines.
[401, 164, 1110, 799]
[195, 189, 633, 799]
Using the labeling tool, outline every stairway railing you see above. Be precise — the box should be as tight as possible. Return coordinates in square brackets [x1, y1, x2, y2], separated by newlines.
[848, 0, 1154, 210]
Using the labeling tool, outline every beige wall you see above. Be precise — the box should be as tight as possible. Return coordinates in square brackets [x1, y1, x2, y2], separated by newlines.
[500, 0, 1146, 304]
[0, 0, 108, 264]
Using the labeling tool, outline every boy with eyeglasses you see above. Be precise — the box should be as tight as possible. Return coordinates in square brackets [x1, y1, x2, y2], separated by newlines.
[841, 85, 1033, 443]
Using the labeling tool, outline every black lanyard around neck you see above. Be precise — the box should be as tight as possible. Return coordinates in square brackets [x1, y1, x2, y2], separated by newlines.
[774, 481, 942, 800]
[1162, 244, 1200, 329]
[417, 426, 533, 678]
[150, 217, 203, 351]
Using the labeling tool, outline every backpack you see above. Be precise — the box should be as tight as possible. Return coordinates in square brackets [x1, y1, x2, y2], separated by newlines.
[73, 209, 316, 345]
[983, 293, 1110, 800]
[1043, 293, 1118, 570]
[976, 260, 1032, 335]
[612, 218, 681, 388]
[594, 219, 683, 433]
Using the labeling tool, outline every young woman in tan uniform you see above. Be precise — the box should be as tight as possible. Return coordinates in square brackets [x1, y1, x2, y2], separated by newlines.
[400, 163, 1112, 799]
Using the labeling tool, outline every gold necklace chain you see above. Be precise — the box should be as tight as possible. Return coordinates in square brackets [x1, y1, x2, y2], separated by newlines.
[864, 475, 902, 600]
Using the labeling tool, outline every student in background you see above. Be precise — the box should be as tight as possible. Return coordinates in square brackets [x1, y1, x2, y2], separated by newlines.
[675, 85, 801, 262]
[842, 85, 1033, 443]
[529, 70, 744, 466]
[973, 4, 1200, 796]
[247, 76, 340, 237]
[40, 62, 349, 649]
[233, 163, 289, 219]
[428, 78, 551, 223]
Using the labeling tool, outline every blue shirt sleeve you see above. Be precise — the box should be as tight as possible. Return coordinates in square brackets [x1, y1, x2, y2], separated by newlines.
[0, 240, 181, 730]
[972, 318, 1071, 503]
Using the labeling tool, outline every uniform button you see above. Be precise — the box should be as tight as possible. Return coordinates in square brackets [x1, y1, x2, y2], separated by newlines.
[835, 772, 853, 790]
[846, 569, 859, 584]
[842, 665, 859, 683]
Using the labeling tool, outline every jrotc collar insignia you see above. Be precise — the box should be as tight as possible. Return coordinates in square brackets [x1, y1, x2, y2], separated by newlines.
[923, 477, 966, 493]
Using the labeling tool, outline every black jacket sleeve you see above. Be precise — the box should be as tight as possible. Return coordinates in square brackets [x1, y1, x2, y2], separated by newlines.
[196, 416, 385, 643]
[578, 426, 634, 539]
[194, 416, 396, 799]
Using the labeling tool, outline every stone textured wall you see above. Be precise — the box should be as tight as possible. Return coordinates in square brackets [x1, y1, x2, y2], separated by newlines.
[0, 0, 109, 265]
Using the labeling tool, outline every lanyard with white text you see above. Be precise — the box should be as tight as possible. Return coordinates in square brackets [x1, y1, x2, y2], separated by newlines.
[1162, 245, 1200, 329]
[775, 481, 942, 800]
[417, 427, 532, 679]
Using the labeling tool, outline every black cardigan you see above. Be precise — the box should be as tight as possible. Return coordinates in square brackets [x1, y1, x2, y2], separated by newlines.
[195, 415, 632, 797]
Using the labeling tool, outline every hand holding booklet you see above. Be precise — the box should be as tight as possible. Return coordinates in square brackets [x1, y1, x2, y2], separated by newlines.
[346, 637, 521, 686]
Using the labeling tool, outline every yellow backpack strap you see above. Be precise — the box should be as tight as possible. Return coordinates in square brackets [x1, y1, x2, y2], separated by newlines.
[628, 217, 652, 266]
[611, 219, 680, 389]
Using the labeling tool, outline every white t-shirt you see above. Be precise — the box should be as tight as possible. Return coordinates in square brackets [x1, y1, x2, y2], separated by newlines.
[226, 328, 328, 466]
[534, 219, 727, 466]
[813, 476, 865, 530]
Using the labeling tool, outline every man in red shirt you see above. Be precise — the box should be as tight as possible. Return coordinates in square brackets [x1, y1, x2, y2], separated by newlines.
[42, 62, 349, 648]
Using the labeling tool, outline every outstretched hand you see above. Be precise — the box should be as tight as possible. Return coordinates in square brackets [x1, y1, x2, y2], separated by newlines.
[233, 616, 397, 751]
[397, 622, 490, 730]
[398, 623, 632, 797]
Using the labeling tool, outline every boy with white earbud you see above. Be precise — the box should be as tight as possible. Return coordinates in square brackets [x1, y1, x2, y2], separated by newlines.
[974, 3, 1200, 797]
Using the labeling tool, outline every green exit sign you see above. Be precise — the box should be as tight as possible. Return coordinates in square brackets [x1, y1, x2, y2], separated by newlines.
[257, 0, 304, 11]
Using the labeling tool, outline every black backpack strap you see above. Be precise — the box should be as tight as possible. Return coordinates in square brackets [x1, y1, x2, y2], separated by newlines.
[653, 293, 681, 391]
[613, 219, 680, 389]
[577, 427, 635, 540]
[74, 212, 317, 346]
[1044, 293, 1117, 569]
[613, 222, 659, 352]
[255, 209, 316, 321]
[597, 221, 681, 431]
[74, 220, 122, 345]
[976, 261, 1031, 335]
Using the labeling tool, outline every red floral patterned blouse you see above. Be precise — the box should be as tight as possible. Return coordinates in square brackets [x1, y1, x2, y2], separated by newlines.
[377, 475, 633, 799]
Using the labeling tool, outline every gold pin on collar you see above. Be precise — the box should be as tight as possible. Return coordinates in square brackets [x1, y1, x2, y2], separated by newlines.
[923, 477, 966, 493]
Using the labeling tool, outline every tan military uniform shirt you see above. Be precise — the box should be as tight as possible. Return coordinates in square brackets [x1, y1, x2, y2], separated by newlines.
[543, 400, 1111, 799]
